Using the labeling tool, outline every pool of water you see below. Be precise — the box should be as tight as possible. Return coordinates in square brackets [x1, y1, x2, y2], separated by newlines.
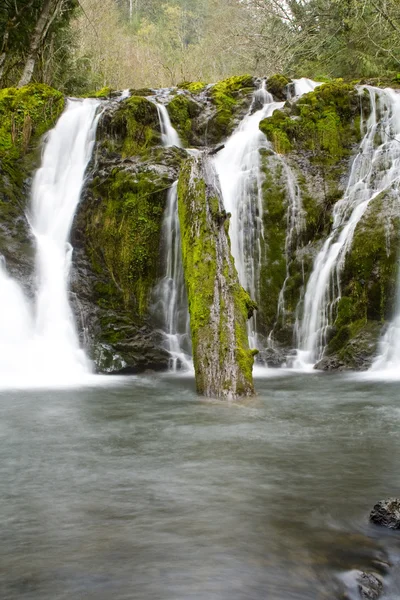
[1, 370, 400, 599]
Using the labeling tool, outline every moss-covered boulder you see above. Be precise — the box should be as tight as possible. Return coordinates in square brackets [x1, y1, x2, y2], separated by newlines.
[166, 93, 201, 146]
[317, 190, 400, 370]
[207, 75, 256, 143]
[98, 95, 161, 157]
[266, 74, 290, 100]
[177, 156, 256, 398]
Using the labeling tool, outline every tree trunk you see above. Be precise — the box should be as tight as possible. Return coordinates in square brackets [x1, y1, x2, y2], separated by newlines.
[18, 0, 58, 87]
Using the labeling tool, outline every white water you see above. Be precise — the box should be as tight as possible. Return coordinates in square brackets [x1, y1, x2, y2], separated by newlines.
[156, 103, 181, 147]
[153, 103, 192, 370]
[0, 98, 101, 387]
[213, 84, 285, 349]
[214, 80, 322, 351]
[291, 78, 323, 98]
[295, 86, 400, 369]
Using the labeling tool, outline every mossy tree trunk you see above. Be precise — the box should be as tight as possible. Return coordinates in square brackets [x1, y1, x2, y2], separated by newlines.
[177, 155, 256, 399]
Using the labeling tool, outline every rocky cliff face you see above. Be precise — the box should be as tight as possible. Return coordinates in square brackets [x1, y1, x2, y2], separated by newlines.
[1, 76, 400, 376]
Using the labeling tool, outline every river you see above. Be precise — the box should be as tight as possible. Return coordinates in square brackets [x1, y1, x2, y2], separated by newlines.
[1, 371, 400, 599]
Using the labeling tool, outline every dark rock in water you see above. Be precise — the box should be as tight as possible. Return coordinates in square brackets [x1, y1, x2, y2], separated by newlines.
[341, 570, 383, 600]
[370, 498, 400, 529]
[257, 346, 286, 368]
[208, 144, 225, 156]
[357, 572, 383, 599]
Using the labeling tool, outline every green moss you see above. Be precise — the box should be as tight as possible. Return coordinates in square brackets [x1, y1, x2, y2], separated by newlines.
[326, 191, 399, 358]
[82, 86, 112, 98]
[178, 157, 254, 396]
[178, 160, 216, 341]
[110, 96, 161, 157]
[130, 88, 155, 97]
[0, 84, 65, 257]
[258, 159, 287, 333]
[259, 81, 359, 164]
[85, 168, 169, 316]
[260, 111, 293, 154]
[0, 84, 64, 160]
[209, 75, 255, 140]
[166, 94, 200, 146]
[266, 74, 290, 100]
[178, 81, 206, 94]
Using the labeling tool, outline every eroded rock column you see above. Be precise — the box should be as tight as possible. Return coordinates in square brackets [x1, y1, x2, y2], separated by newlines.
[177, 155, 256, 398]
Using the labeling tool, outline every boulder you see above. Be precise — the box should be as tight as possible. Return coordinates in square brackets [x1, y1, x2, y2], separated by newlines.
[370, 498, 400, 529]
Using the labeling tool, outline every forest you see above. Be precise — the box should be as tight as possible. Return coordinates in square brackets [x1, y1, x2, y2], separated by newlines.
[1, 0, 400, 92]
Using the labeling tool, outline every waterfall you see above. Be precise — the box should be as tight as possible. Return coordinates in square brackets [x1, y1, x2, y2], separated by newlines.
[0, 98, 100, 387]
[156, 103, 181, 147]
[295, 86, 400, 369]
[213, 84, 285, 349]
[152, 102, 192, 370]
[213, 80, 321, 351]
[291, 78, 323, 98]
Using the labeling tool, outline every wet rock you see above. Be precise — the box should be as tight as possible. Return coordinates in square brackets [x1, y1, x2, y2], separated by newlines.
[370, 498, 400, 529]
[356, 572, 383, 599]
[341, 570, 383, 600]
[257, 346, 286, 368]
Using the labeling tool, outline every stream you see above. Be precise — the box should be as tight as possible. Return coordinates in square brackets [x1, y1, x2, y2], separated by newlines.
[1, 371, 400, 599]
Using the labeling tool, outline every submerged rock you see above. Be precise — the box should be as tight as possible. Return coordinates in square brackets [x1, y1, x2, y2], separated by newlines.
[370, 498, 400, 529]
[357, 572, 383, 600]
[341, 570, 383, 600]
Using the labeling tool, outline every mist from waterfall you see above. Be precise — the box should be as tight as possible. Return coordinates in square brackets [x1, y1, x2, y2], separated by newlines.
[295, 86, 400, 369]
[0, 98, 101, 387]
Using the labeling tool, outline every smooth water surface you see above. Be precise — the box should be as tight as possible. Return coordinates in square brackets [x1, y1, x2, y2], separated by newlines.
[1, 373, 400, 599]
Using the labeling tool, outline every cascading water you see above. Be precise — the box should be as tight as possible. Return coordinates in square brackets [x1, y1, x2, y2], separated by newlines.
[213, 84, 285, 349]
[152, 101, 191, 369]
[214, 80, 321, 351]
[156, 103, 181, 147]
[295, 86, 400, 369]
[0, 98, 100, 387]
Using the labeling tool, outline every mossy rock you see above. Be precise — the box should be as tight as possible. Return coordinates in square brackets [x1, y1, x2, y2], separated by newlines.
[323, 190, 400, 363]
[259, 157, 287, 333]
[167, 94, 201, 146]
[105, 96, 161, 157]
[177, 156, 255, 397]
[259, 81, 360, 163]
[208, 75, 256, 142]
[82, 86, 113, 99]
[178, 81, 206, 94]
[84, 168, 170, 316]
[266, 74, 290, 100]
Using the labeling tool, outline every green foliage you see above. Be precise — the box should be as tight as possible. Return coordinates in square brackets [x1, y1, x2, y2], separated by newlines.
[0, 84, 64, 159]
